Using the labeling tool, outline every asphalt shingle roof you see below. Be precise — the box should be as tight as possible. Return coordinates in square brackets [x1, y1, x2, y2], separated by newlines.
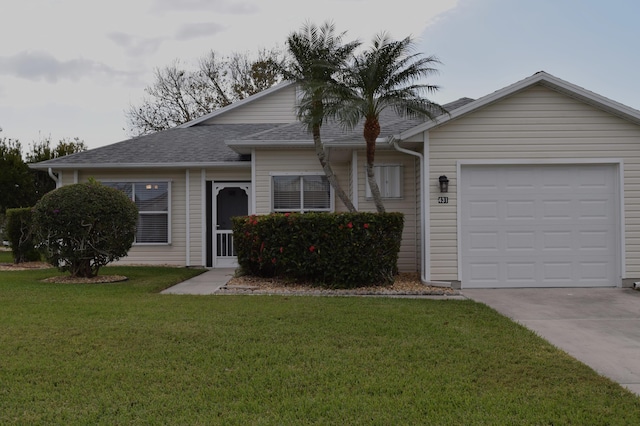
[32, 124, 282, 167]
[32, 98, 474, 168]
[233, 98, 475, 144]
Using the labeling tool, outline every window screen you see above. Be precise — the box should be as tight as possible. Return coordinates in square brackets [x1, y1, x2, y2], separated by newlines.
[273, 175, 331, 212]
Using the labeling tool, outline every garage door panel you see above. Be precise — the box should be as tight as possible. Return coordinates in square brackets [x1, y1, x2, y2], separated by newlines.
[505, 200, 536, 219]
[576, 167, 614, 190]
[542, 261, 574, 283]
[461, 164, 618, 288]
[542, 231, 573, 250]
[506, 231, 536, 250]
[579, 231, 612, 251]
[468, 232, 499, 252]
[579, 261, 611, 281]
[506, 262, 536, 282]
[578, 199, 612, 220]
[467, 200, 500, 221]
[468, 262, 500, 284]
[542, 200, 573, 219]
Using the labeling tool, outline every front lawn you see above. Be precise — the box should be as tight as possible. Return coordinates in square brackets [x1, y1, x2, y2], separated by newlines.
[0, 248, 13, 263]
[1, 266, 639, 424]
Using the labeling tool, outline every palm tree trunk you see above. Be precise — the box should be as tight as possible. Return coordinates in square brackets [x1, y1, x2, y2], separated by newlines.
[366, 162, 385, 213]
[364, 118, 385, 213]
[313, 125, 357, 212]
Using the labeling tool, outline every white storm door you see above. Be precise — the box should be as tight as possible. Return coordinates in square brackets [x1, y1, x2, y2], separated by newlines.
[214, 183, 250, 268]
[460, 164, 619, 288]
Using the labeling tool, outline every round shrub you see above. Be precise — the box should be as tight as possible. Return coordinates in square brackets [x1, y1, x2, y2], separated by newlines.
[5, 207, 40, 263]
[32, 181, 138, 278]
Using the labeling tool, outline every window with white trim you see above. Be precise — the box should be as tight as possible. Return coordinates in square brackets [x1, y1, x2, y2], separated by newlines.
[272, 175, 331, 212]
[365, 165, 403, 199]
[103, 181, 170, 244]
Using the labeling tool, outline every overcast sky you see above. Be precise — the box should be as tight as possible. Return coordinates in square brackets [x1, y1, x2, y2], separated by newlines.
[1, 0, 638, 150]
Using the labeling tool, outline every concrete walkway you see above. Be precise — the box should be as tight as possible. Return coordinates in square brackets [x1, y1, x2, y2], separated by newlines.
[462, 287, 640, 396]
[160, 268, 235, 295]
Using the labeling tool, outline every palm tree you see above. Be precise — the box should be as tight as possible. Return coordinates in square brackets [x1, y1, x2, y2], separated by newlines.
[282, 22, 360, 212]
[337, 34, 448, 213]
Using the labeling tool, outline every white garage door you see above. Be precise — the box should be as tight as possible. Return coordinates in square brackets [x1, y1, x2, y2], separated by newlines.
[460, 164, 619, 288]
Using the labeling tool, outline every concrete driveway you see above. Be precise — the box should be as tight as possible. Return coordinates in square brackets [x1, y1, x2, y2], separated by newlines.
[462, 287, 640, 396]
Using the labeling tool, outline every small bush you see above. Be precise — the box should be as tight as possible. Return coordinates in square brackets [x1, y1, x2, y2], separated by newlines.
[5, 207, 40, 263]
[233, 212, 404, 287]
[32, 181, 138, 278]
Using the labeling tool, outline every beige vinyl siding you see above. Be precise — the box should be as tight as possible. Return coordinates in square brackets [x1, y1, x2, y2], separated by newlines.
[202, 85, 297, 124]
[428, 84, 640, 282]
[254, 149, 351, 213]
[186, 169, 203, 267]
[356, 151, 419, 273]
[76, 170, 187, 266]
[205, 169, 251, 181]
[59, 170, 73, 186]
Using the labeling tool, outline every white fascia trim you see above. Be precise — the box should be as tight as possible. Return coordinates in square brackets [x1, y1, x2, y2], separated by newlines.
[325, 138, 389, 149]
[618, 162, 626, 281]
[227, 140, 314, 154]
[228, 140, 314, 146]
[457, 158, 624, 165]
[400, 71, 640, 140]
[201, 169, 207, 268]
[228, 138, 387, 153]
[31, 162, 252, 170]
[100, 177, 174, 183]
[185, 169, 191, 267]
[250, 149, 256, 214]
[351, 150, 359, 211]
[423, 132, 431, 283]
[178, 81, 295, 128]
[456, 158, 626, 287]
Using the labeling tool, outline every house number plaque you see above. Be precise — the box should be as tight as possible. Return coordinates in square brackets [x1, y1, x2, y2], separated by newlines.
[438, 197, 449, 204]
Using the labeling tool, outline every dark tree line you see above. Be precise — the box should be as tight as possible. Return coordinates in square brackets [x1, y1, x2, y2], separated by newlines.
[0, 135, 86, 215]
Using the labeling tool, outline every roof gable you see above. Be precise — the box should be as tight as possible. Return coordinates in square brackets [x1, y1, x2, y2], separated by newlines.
[178, 81, 296, 127]
[399, 71, 640, 140]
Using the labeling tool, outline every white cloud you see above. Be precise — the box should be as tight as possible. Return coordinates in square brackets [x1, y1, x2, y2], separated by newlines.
[0, 51, 137, 84]
[107, 32, 166, 57]
[175, 22, 226, 41]
[151, 0, 258, 14]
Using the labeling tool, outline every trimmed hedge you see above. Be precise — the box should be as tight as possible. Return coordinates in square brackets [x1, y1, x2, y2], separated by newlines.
[233, 212, 404, 287]
[32, 181, 138, 278]
[5, 207, 40, 263]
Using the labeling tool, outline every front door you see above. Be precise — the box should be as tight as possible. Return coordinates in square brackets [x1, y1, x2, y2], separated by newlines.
[213, 183, 250, 268]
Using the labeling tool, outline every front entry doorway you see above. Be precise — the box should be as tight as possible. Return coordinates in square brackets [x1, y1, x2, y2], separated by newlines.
[206, 182, 250, 267]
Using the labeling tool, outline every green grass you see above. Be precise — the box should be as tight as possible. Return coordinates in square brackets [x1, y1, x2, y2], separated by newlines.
[1, 266, 639, 424]
[0, 249, 13, 263]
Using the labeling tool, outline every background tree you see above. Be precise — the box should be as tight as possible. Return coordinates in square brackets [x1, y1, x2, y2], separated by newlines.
[0, 138, 33, 214]
[32, 181, 138, 278]
[337, 34, 448, 213]
[282, 22, 360, 212]
[228, 49, 283, 99]
[26, 136, 87, 199]
[126, 48, 285, 136]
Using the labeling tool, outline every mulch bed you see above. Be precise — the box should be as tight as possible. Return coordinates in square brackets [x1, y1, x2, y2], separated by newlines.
[221, 273, 459, 296]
